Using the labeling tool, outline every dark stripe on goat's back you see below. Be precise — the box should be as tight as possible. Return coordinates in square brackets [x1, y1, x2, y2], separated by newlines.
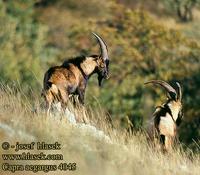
[62, 55, 87, 67]
[62, 55, 99, 67]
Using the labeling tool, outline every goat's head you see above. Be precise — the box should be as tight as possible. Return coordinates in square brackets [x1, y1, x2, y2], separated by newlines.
[92, 33, 110, 86]
[145, 80, 183, 122]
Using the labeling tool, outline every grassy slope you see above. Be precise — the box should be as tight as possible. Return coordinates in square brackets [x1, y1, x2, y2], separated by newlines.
[0, 87, 199, 175]
[0, 1, 200, 174]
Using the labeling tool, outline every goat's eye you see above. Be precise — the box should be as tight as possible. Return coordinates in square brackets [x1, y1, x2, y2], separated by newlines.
[100, 64, 105, 68]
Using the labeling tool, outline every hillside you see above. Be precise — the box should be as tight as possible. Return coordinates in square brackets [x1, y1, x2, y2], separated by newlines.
[37, 0, 200, 150]
[0, 88, 200, 175]
[0, 0, 199, 152]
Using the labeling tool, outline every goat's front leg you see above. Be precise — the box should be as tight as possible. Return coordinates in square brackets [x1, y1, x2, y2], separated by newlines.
[77, 81, 86, 105]
[75, 82, 85, 105]
[76, 88, 89, 124]
[59, 88, 69, 112]
[44, 91, 54, 116]
[164, 136, 173, 152]
[77, 89, 85, 105]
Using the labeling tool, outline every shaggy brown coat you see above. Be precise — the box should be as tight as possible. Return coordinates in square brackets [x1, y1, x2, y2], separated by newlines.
[42, 33, 109, 115]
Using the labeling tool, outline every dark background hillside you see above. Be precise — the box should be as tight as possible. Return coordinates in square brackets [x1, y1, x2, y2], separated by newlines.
[0, 0, 199, 151]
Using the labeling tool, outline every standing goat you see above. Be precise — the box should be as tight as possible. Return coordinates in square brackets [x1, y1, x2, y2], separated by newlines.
[42, 33, 109, 115]
[145, 80, 183, 151]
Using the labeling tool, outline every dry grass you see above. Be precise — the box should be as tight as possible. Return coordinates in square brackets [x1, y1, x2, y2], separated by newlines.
[0, 85, 199, 175]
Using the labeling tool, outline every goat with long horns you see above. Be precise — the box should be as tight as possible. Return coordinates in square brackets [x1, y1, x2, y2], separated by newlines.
[145, 80, 183, 151]
[42, 33, 109, 115]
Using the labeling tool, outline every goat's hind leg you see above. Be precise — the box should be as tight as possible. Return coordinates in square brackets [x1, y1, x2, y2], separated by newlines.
[160, 134, 165, 145]
[44, 92, 54, 116]
[160, 134, 167, 152]
[59, 89, 69, 113]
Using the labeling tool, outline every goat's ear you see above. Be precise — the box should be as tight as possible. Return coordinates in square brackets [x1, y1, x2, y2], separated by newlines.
[98, 55, 104, 61]
[166, 94, 171, 100]
[169, 92, 177, 101]
[96, 56, 105, 65]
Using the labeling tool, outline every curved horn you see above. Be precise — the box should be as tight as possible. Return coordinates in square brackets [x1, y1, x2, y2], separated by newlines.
[144, 80, 177, 100]
[92, 32, 109, 60]
[176, 82, 182, 101]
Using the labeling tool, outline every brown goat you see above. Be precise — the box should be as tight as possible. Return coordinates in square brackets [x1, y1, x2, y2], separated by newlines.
[145, 80, 183, 152]
[42, 33, 109, 115]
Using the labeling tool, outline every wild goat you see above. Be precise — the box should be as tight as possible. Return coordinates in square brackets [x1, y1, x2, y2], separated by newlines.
[145, 80, 183, 151]
[42, 33, 109, 115]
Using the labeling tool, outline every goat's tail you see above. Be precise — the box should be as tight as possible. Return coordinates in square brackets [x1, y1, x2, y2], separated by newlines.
[41, 82, 60, 102]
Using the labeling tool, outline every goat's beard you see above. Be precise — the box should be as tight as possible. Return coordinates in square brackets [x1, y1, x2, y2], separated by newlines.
[98, 75, 104, 87]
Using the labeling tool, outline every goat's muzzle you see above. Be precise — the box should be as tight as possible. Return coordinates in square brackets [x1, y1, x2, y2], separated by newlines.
[98, 72, 109, 87]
